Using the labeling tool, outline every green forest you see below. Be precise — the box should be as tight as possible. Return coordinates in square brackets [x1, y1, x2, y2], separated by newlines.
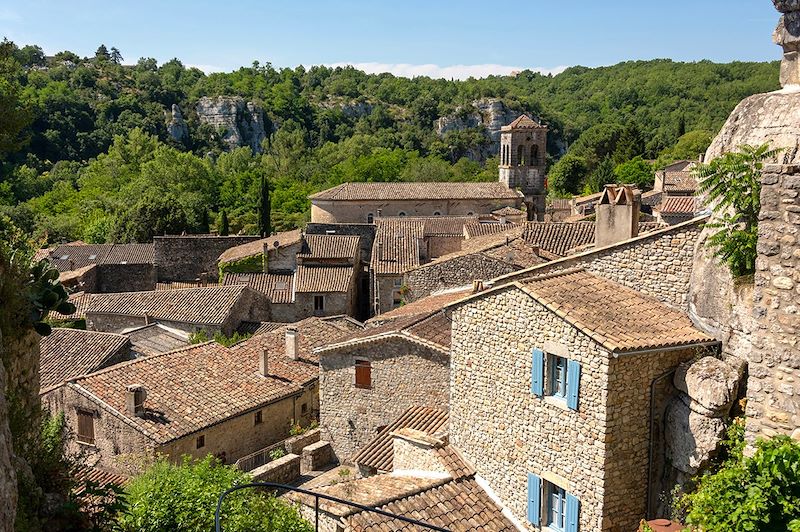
[0, 39, 780, 243]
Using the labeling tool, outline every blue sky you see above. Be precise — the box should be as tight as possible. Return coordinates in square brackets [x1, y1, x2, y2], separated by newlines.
[0, 1, 780, 79]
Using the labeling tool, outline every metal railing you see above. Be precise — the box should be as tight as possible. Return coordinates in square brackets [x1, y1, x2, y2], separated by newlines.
[215, 482, 450, 532]
[234, 441, 286, 472]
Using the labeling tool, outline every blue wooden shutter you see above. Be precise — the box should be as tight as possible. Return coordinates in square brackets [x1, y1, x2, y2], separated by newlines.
[527, 473, 541, 525]
[566, 360, 581, 410]
[566, 491, 580, 532]
[531, 348, 544, 396]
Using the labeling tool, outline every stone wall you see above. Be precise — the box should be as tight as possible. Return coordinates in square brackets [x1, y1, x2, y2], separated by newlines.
[285, 427, 322, 455]
[450, 286, 701, 532]
[153, 235, 261, 282]
[405, 253, 519, 301]
[746, 164, 800, 444]
[251, 453, 301, 483]
[374, 274, 402, 315]
[311, 198, 522, 224]
[96, 264, 155, 293]
[0, 331, 17, 532]
[498, 218, 705, 311]
[319, 338, 449, 461]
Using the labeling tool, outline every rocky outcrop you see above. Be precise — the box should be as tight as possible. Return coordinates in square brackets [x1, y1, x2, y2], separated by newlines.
[674, 357, 742, 416]
[773, 0, 800, 86]
[434, 99, 520, 160]
[665, 398, 726, 475]
[165, 104, 189, 145]
[196, 96, 267, 152]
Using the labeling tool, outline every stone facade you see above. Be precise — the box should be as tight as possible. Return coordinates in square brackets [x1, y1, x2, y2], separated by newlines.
[96, 263, 155, 293]
[374, 274, 404, 315]
[746, 164, 800, 444]
[405, 253, 519, 301]
[498, 218, 704, 311]
[449, 287, 704, 531]
[319, 338, 449, 461]
[153, 235, 261, 282]
[43, 384, 313, 476]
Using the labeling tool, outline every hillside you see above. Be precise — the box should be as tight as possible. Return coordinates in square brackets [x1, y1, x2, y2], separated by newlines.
[0, 40, 780, 243]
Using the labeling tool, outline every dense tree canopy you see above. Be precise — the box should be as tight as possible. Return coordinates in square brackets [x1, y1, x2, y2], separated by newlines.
[0, 39, 780, 242]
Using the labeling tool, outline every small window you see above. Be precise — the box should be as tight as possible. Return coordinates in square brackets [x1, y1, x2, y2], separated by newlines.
[392, 277, 403, 288]
[196, 435, 205, 449]
[314, 295, 325, 313]
[367, 213, 374, 224]
[398, 211, 407, 217]
[549, 355, 569, 399]
[547, 483, 567, 531]
[254, 410, 263, 425]
[392, 294, 402, 309]
[301, 403, 308, 414]
[76, 410, 95, 445]
[355, 359, 371, 389]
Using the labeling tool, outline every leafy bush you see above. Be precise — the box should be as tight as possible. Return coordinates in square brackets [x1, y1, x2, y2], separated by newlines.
[696, 144, 780, 277]
[680, 421, 800, 531]
[118, 455, 312, 532]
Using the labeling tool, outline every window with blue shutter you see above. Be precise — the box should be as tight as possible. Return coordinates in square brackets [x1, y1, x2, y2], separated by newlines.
[527, 473, 541, 525]
[566, 491, 580, 532]
[531, 348, 544, 397]
[566, 360, 581, 411]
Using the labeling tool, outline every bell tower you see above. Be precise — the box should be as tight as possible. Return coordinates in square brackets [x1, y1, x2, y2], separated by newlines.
[498, 115, 547, 221]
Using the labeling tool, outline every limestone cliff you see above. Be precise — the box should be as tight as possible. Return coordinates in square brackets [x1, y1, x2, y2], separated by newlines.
[165, 104, 189, 145]
[196, 96, 267, 152]
[434, 98, 520, 160]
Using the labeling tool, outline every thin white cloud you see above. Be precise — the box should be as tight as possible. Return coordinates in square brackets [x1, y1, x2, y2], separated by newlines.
[0, 8, 21, 22]
[326, 62, 569, 80]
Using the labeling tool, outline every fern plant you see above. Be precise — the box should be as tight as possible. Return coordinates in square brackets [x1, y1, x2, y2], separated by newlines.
[695, 143, 781, 277]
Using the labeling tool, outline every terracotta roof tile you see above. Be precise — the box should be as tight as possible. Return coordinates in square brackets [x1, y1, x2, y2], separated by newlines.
[70, 341, 304, 443]
[298, 234, 360, 260]
[309, 182, 522, 201]
[223, 272, 294, 303]
[50, 292, 94, 321]
[503, 114, 544, 130]
[371, 219, 425, 275]
[40, 328, 130, 391]
[101, 244, 154, 265]
[236, 321, 286, 336]
[49, 245, 112, 271]
[659, 196, 699, 215]
[463, 222, 517, 239]
[491, 206, 524, 216]
[124, 323, 190, 357]
[663, 170, 698, 194]
[369, 288, 473, 324]
[522, 222, 596, 256]
[641, 189, 663, 207]
[353, 406, 449, 472]
[294, 264, 355, 293]
[217, 230, 301, 264]
[520, 269, 714, 353]
[83, 286, 253, 326]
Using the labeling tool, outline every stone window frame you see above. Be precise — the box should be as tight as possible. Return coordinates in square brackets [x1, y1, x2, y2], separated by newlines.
[76, 408, 96, 446]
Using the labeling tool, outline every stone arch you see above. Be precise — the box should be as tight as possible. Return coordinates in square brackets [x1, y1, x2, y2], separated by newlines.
[517, 145, 525, 166]
[530, 144, 539, 165]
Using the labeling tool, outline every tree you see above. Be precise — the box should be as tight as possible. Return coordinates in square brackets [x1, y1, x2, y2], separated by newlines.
[548, 154, 588, 195]
[0, 39, 32, 158]
[680, 422, 800, 532]
[657, 130, 713, 167]
[94, 44, 110, 62]
[219, 209, 229, 236]
[258, 174, 270, 237]
[583, 156, 615, 195]
[613, 156, 654, 190]
[110, 47, 123, 65]
[696, 143, 780, 277]
[118, 455, 311, 532]
[613, 121, 646, 164]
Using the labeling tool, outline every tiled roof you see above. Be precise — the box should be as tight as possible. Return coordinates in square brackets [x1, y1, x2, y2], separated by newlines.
[294, 264, 355, 293]
[230, 317, 359, 386]
[83, 286, 252, 326]
[155, 281, 219, 290]
[59, 264, 96, 288]
[217, 230, 302, 264]
[659, 196, 699, 215]
[40, 328, 130, 391]
[369, 288, 473, 324]
[639, 221, 668, 233]
[49, 244, 112, 271]
[371, 219, 425, 275]
[482, 237, 548, 269]
[70, 341, 305, 443]
[548, 198, 573, 211]
[223, 272, 294, 304]
[101, 244, 154, 265]
[519, 269, 714, 353]
[662, 160, 694, 172]
[309, 182, 522, 201]
[50, 292, 94, 321]
[504, 114, 544, 130]
[346, 477, 517, 531]
[236, 321, 286, 336]
[353, 406, 449, 472]
[664, 171, 698, 194]
[492, 206, 524, 216]
[298, 234, 360, 260]
[522, 222, 596, 256]
[463, 222, 517, 239]
[124, 323, 190, 357]
[641, 189, 663, 207]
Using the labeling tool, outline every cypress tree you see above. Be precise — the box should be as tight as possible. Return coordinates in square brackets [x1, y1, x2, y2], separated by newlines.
[219, 209, 229, 236]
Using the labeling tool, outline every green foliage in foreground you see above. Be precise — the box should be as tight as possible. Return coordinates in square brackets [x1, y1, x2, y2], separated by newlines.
[189, 330, 253, 347]
[680, 422, 800, 531]
[119, 455, 312, 532]
[697, 143, 780, 277]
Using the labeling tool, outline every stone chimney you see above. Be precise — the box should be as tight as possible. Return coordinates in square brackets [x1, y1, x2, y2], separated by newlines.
[391, 428, 450, 476]
[125, 384, 147, 418]
[143, 312, 151, 325]
[594, 184, 641, 248]
[259, 348, 269, 377]
[285, 326, 298, 360]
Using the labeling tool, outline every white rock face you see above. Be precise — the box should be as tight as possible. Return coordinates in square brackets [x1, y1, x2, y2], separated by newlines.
[196, 96, 267, 152]
[434, 98, 520, 160]
[165, 104, 189, 145]
[674, 357, 741, 417]
[665, 397, 726, 474]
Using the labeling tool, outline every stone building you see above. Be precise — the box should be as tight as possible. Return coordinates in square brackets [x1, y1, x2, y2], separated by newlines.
[309, 181, 524, 224]
[317, 289, 468, 461]
[81, 285, 270, 336]
[45, 243, 156, 293]
[42, 316, 358, 476]
[153, 234, 261, 282]
[498, 115, 548, 220]
[446, 269, 716, 531]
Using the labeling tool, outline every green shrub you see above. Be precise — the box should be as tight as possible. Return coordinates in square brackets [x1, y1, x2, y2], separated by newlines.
[680, 421, 800, 531]
[118, 455, 311, 532]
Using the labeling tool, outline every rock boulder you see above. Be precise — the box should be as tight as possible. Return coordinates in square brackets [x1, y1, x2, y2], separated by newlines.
[674, 357, 742, 417]
[665, 397, 726, 475]
[165, 104, 189, 145]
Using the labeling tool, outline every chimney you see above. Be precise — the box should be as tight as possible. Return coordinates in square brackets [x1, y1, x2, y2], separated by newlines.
[594, 184, 641, 248]
[199, 272, 208, 287]
[376, 208, 382, 218]
[285, 327, 298, 360]
[472, 280, 485, 293]
[143, 312, 151, 325]
[259, 348, 269, 377]
[125, 384, 147, 418]
[499, 214, 507, 224]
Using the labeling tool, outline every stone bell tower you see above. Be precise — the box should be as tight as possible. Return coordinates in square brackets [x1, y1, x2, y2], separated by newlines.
[498, 115, 548, 220]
